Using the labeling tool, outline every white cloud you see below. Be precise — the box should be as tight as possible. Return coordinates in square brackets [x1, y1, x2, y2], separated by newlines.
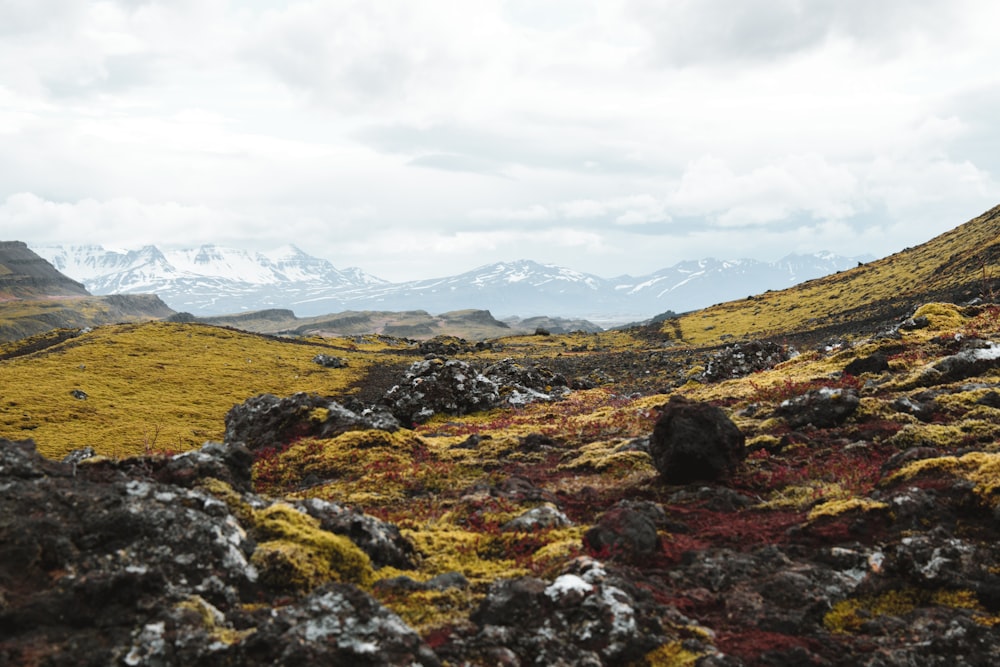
[0, 0, 998, 284]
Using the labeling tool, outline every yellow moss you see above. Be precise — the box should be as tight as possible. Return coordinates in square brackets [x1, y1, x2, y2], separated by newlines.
[759, 483, 847, 511]
[911, 302, 965, 331]
[403, 526, 529, 587]
[251, 503, 374, 589]
[885, 420, 1000, 450]
[745, 434, 781, 450]
[824, 589, 920, 634]
[0, 321, 412, 459]
[379, 588, 475, 632]
[825, 587, 1000, 634]
[530, 529, 587, 574]
[175, 595, 252, 645]
[308, 407, 330, 422]
[887, 451, 1000, 499]
[558, 441, 655, 475]
[635, 640, 705, 666]
[807, 497, 888, 521]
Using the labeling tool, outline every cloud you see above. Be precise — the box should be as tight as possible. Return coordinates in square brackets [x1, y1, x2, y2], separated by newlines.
[625, 0, 974, 67]
[669, 154, 860, 226]
[0, 193, 243, 248]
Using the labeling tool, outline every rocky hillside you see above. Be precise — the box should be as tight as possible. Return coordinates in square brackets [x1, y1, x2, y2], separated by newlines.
[0, 240, 89, 299]
[2, 206, 1000, 665]
[0, 242, 175, 342]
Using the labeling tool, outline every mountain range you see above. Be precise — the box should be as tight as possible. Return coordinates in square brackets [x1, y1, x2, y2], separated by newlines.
[31, 243, 870, 324]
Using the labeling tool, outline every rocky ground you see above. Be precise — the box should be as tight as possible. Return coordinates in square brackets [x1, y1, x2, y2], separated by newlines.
[3, 301, 1000, 665]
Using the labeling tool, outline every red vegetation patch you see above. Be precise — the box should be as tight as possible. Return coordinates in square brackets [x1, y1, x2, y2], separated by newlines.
[716, 630, 827, 666]
[747, 374, 863, 404]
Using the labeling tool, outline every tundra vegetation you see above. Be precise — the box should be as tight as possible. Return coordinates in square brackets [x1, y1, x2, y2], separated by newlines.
[2, 205, 1000, 665]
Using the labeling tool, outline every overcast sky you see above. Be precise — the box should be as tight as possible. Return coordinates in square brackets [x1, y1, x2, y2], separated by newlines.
[2, 0, 999, 281]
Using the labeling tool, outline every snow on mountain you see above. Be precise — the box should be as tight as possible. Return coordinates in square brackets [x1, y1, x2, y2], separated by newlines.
[29, 244, 870, 322]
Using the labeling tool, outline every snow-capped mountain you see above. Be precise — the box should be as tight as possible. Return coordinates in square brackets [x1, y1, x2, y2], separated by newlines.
[32, 244, 387, 316]
[30, 244, 870, 323]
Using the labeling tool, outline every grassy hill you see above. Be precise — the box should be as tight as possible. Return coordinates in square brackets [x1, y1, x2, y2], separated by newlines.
[666, 204, 1000, 346]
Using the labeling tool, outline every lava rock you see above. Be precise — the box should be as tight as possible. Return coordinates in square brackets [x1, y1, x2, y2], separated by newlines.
[383, 357, 571, 425]
[224, 392, 398, 451]
[844, 352, 890, 376]
[923, 341, 1000, 385]
[299, 497, 417, 569]
[583, 505, 661, 560]
[312, 354, 347, 368]
[701, 340, 797, 382]
[774, 386, 861, 428]
[236, 584, 440, 666]
[649, 396, 746, 484]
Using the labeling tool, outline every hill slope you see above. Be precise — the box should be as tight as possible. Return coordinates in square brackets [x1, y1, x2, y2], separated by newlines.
[0, 240, 89, 299]
[0, 242, 175, 342]
[668, 204, 1000, 345]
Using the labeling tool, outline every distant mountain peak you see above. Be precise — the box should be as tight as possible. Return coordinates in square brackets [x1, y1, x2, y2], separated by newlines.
[29, 243, 867, 323]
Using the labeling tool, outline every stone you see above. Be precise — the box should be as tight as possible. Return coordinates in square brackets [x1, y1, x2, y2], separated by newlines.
[649, 396, 746, 484]
[224, 392, 398, 451]
[774, 386, 861, 428]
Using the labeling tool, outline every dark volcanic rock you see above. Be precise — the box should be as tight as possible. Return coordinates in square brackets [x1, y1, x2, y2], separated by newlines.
[237, 584, 440, 667]
[649, 396, 746, 484]
[224, 392, 398, 450]
[298, 497, 417, 569]
[922, 341, 1000, 385]
[312, 353, 347, 368]
[459, 560, 684, 666]
[0, 438, 435, 667]
[701, 340, 796, 382]
[774, 386, 861, 428]
[583, 505, 661, 560]
[383, 356, 571, 425]
[844, 351, 891, 376]
[383, 358, 501, 425]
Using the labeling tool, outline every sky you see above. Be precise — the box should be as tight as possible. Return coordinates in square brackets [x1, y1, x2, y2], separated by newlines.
[2, 0, 999, 282]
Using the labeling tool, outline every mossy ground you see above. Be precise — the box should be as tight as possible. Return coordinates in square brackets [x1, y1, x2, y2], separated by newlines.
[0, 322, 414, 459]
[6, 280, 1000, 662]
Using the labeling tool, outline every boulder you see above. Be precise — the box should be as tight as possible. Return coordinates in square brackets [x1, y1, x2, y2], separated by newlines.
[701, 340, 796, 382]
[383, 357, 571, 425]
[649, 396, 746, 484]
[583, 505, 661, 560]
[774, 387, 861, 428]
[224, 392, 399, 451]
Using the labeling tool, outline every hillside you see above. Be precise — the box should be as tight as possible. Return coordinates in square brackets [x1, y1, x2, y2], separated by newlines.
[0, 240, 89, 299]
[667, 204, 1000, 346]
[2, 206, 1000, 665]
[0, 242, 176, 342]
